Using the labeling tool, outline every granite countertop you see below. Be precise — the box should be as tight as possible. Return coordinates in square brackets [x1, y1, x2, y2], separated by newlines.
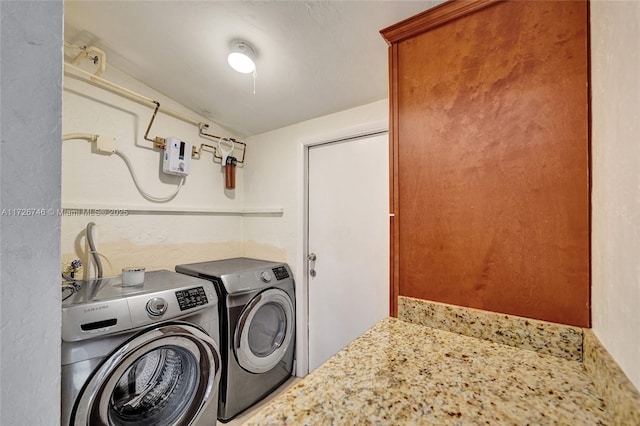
[245, 317, 610, 425]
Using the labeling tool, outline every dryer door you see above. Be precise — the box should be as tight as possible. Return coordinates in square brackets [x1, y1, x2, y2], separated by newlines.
[71, 322, 220, 426]
[234, 288, 295, 373]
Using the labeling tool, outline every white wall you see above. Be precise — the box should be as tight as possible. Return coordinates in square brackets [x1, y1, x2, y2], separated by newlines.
[591, 0, 640, 390]
[243, 99, 388, 269]
[0, 1, 63, 424]
[63, 60, 246, 276]
[243, 99, 388, 375]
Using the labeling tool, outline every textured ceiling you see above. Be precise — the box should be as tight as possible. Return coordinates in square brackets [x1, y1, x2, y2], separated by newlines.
[64, 1, 441, 137]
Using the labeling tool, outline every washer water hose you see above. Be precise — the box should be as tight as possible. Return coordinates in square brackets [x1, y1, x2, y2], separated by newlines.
[62, 223, 104, 301]
[86, 222, 103, 280]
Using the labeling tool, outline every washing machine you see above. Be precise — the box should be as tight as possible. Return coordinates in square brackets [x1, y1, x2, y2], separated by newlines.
[175, 257, 295, 422]
[61, 270, 221, 426]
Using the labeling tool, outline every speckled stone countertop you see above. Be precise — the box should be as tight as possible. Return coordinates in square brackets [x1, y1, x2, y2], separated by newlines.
[245, 318, 609, 425]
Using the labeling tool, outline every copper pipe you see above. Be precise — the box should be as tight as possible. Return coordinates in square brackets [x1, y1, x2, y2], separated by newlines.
[65, 60, 245, 159]
[193, 143, 216, 159]
[65, 62, 201, 127]
[199, 124, 246, 164]
[143, 101, 166, 149]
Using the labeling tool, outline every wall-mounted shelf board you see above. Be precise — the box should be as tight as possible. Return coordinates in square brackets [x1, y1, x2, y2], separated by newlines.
[61, 203, 283, 216]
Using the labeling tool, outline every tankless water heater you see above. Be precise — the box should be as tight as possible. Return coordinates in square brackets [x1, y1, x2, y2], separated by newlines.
[163, 137, 191, 176]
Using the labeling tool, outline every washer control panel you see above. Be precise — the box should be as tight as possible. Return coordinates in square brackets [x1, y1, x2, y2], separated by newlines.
[175, 286, 209, 311]
[272, 266, 290, 281]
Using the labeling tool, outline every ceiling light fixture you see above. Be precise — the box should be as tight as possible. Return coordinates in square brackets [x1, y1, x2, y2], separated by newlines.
[228, 41, 256, 74]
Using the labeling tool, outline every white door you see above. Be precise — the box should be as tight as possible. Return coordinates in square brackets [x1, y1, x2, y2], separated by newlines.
[307, 132, 389, 372]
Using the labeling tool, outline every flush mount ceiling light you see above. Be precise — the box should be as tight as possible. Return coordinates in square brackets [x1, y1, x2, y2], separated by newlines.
[228, 41, 256, 74]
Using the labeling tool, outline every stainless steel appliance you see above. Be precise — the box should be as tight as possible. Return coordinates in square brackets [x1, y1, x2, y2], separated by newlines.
[61, 270, 221, 426]
[175, 258, 295, 422]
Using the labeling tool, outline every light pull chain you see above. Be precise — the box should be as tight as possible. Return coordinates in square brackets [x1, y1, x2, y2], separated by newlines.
[253, 69, 257, 95]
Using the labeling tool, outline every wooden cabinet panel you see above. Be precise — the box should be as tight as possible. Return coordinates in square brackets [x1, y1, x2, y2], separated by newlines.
[382, 0, 590, 326]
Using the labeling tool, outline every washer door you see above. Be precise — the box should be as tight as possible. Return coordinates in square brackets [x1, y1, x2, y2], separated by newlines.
[234, 288, 294, 374]
[71, 322, 220, 426]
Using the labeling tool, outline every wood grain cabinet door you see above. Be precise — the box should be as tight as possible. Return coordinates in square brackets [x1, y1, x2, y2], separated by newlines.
[382, 0, 590, 326]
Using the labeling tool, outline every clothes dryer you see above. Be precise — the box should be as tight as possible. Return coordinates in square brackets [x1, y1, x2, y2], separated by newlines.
[61, 270, 221, 426]
[175, 258, 295, 422]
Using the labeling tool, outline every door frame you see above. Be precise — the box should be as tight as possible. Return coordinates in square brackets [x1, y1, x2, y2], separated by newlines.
[297, 120, 388, 376]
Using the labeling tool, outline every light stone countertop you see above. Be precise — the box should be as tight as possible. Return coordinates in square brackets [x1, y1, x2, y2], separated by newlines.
[245, 318, 610, 425]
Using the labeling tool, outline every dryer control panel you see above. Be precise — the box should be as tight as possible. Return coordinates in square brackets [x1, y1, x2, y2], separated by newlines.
[175, 287, 209, 311]
[272, 266, 290, 280]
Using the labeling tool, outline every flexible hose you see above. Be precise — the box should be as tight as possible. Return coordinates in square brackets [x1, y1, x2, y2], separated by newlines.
[114, 149, 184, 203]
[86, 222, 103, 280]
[63, 133, 98, 142]
[61, 283, 80, 301]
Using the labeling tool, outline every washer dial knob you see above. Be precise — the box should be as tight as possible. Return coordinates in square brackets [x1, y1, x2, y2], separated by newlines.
[146, 297, 168, 316]
[260, 271, 272, 283]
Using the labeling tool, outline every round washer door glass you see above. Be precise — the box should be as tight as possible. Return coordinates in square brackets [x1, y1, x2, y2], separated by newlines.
[72, 323, 220, 426]
[234, 288, 294, 373]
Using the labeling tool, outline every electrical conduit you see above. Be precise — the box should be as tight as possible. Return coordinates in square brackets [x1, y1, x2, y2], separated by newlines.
[63, 134, 185, 203]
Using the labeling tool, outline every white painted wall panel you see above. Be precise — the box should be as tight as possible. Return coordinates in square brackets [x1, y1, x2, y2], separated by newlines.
[243, 100, 388, 273]
[591, 0, 640, 391]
